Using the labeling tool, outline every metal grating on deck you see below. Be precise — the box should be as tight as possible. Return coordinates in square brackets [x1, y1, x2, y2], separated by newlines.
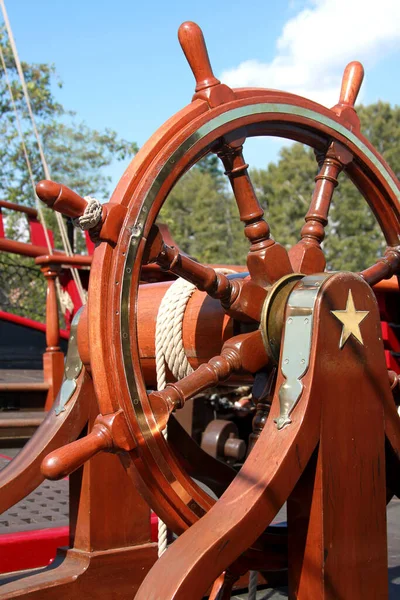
[0, 456, 69, 533]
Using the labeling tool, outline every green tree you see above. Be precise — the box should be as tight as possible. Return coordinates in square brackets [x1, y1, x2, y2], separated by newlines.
[251, 143, 319, 250]
[159, 103, 399, 271]
[251, 102, 399, 272]
[0, 30, 137, 320]
[0, 29, 137, 246]
[159, 162, 247, 265]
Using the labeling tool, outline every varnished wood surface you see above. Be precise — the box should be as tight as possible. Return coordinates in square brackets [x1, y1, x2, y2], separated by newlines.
[137, 281, 238, 386]
[0, 238, 61, 259]
[374, 276, 400, 293]
[0, 370, 45, 384]
[0, 200, 38, 218]
[0, 383, 48, 392]
[135, 273, 396, 599]
[36, 180, 90, 219]
[0, 412, 45, 427]
[0, 371, 91, 514]
[2, 19, 397, 600]
[35, 254, 91, 267]
[84, 29, 400, 590]
[0, 544, 157, 599]
[1, 492, 399, 597]
[0, 400, 157, 598]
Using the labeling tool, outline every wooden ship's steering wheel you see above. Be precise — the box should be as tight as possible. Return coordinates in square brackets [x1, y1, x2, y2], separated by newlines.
[36, 21, 400, 599]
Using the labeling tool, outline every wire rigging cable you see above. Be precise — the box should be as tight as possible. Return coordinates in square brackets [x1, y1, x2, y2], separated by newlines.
[0, 0, 86, 303]
[0, 44, 53, 253]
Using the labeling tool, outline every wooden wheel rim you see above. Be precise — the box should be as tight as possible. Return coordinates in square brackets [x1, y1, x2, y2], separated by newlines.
[89, 90, 400, 533]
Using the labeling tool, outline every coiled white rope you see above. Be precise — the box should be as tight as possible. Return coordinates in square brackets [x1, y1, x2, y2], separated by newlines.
[155, 277, 196, 392]
[155, 277, 196, 557]
[248, 570, 259, 600]
[154, 269, 237, 558]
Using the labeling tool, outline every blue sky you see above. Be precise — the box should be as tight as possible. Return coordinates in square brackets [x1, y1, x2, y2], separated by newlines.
[4, 0, 400, 197]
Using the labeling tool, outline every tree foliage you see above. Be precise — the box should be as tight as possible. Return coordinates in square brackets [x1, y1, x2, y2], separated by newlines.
[0, 253, 46, 321]
[0, 29, 137, 320]
[252, 102, 399, 271]
[0, 23, 398, 275]
[160, 102, 399, 272]
[159, 157, 247, 264]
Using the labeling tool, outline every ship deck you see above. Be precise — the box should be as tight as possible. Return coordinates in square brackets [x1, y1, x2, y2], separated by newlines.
[1, 448, 399, 598]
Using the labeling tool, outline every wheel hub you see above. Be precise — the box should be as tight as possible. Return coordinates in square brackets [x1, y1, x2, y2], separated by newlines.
[260, 273, 304, 362]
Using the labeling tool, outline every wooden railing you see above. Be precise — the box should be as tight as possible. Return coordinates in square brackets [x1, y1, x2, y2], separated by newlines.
[0, 200, 92, 409]
[0, 199, 54, 249]
[34, 254, 92, 409]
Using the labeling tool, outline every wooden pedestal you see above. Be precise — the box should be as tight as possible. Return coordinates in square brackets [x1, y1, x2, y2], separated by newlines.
[288, 275, 389, 599]
[133, 273, 398, 600]
[0, 407, 157, 599]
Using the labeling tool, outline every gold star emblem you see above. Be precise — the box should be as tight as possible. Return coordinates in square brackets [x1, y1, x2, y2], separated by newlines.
[331, 290, 369, 349]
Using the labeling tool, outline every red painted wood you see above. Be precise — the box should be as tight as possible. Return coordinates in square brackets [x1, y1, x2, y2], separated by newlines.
[381, 321, 400, 353]
[0, 200, 38, 218]
[150, 513, 158, 544]
[0, 527, 69, 574]
[84, 231, 95, 255]
[0, 522, 159, 575]
[0, 310, 69, 340]
[0, 516, 159, 575]
[386, 350, 400, 372]
[0, 238, 61, 258]
[28, 217, 54, 249]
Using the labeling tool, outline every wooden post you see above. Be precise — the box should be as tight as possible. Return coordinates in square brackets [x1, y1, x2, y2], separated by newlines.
[0, 400, 157, 599]
[41, 263, 64, 410]
[132, 273, 392, 600]
[287, 274, 389, 599]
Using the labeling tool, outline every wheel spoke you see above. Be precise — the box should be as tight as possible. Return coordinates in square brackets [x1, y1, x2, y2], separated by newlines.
[288, 61, 364, 275]
[149, 331, 268, 431]
[289, 141, 353, 274]
[217, 141, 292, 286]
[217, 141, 265, 236]
[143, 225, 237, 303]
[144, 225, 269, 323]
[360, 246, 400, 286]
[331, 61, 364, 127]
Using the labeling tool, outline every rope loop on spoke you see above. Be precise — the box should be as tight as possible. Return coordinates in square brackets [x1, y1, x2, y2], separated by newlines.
[72, 197, 103, 231]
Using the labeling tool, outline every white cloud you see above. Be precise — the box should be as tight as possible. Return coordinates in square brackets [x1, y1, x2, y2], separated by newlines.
[220, 0, 400, 107]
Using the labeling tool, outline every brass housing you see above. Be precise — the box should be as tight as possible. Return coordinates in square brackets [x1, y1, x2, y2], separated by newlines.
[260, 273, 304, 362]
